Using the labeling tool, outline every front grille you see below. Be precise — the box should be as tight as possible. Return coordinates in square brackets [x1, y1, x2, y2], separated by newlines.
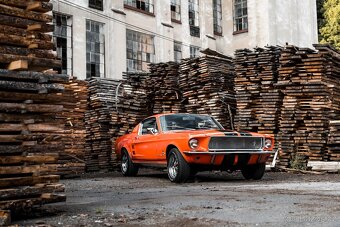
[208, 136, 263, 151]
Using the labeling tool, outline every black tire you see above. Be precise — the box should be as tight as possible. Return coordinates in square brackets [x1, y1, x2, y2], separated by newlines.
[121, 150, 139, 176]
[241, 163, 266, 180]
[167, 148, 191, 183]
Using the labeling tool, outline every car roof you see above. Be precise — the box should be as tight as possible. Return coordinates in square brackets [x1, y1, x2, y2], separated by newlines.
[151, 113, 211, 118]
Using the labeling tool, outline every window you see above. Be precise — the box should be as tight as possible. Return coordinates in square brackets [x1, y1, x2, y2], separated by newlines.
[141, 117, 158, 135]
[89, 0, 103, 11]
[124, 0, 154, 14]
[126, 29, 155, 72]
[86, 20, 105, 78]
[213, 0, 222, 34]
[171, 0, 181, 21]
[233, 0, 248, 32]
[53, 13, 72, 75]
[188, 0, 200, 37]
[174, 41, 182, 63]
[190, 45, 200, 58]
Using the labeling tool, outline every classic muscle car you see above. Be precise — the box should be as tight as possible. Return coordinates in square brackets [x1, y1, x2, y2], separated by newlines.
[115, 113, 275, 183]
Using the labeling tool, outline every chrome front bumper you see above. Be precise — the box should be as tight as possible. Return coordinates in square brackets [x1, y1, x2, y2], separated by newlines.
[183, 150, 276, 155]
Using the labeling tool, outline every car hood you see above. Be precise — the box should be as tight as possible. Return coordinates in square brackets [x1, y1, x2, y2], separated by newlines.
[162, 129, 268, 138]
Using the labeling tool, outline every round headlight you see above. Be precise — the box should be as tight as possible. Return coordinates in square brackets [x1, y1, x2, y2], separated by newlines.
[264, 138, 272, 149]
[189, 139, 198, 149]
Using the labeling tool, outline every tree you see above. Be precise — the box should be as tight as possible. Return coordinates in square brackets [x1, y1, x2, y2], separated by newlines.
[317, 0, 325, 41]
[320, 0, 340, 49]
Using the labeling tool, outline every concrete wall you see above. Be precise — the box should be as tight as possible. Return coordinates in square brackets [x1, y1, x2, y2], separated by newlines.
[52, 0, 318, 80]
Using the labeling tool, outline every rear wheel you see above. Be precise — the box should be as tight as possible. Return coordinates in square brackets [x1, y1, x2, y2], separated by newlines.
[121, 150, 139, 176]
[167, 148, 191, 183]
[241, 163, 266, 180]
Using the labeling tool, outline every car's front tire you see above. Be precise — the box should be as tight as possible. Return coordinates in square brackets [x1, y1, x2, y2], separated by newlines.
[241, 163, 266, 180]
[167, 148, 191, 183]
[121, 150, 139, 176]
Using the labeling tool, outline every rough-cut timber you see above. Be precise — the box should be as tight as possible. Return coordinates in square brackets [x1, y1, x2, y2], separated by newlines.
[0, 1, 57, 72]
[276, 44, 340, 168]
[0, 70, 67, 221]
[178, 52, 236, 129]
[148, 62, 183, 114]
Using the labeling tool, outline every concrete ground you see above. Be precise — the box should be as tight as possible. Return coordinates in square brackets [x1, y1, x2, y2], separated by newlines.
[15, 170, 340, 227]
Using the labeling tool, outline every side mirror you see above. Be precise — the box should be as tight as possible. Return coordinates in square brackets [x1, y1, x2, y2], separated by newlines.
[147, 128, 158, 135]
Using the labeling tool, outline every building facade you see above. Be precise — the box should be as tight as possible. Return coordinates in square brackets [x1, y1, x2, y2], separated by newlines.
[52, 0, 318, 80]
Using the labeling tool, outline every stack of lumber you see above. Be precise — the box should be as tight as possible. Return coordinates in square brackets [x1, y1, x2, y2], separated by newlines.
[148, 62, 183, 114]
[233, 46, 283, 134]
[85, 77, 121, 172]
[0, 0, 59, 71]
[178, 54, 235, 129]
[0, 70, 67, 221]
[276, 44, 340, 168]
[56, 78, 88, 177]
[328, 120, 340, 161]
[110, 72, 152, 163]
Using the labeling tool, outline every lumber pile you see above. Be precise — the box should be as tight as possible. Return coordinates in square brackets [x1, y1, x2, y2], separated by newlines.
[178, 54, 236, 129]
[148, 62, 183, 114]
[234, 46, 283, 134]
[110, 72, 152, 163]
[0, 0, 59, 71]
[0, 70, 67, 220]
[85, 77, 121, 172]
[328, 120, 340, 161]
[276, 44, 340, 168]
[57, 78, 88, 177]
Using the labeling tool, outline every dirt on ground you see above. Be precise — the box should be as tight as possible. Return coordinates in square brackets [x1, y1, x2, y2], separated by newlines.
[13, 170, 340, 227]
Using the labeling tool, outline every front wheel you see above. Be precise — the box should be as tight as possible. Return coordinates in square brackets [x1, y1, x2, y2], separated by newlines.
[241, 163, 266, 180]
[121, 150, 139, 176]
[167, 148, 191, 183]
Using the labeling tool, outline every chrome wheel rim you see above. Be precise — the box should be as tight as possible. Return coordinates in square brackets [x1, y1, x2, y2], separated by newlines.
[121, 154, 128, 173]
[168, 154, 178, 180]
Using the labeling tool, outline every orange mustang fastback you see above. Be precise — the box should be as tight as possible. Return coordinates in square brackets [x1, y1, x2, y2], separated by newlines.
[115, 113, 274, 183]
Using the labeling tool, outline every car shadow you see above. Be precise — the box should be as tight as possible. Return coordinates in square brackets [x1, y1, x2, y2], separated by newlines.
[137, 170, 247, 183]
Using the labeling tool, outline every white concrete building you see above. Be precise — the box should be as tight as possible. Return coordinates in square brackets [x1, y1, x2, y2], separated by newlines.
[51, 0, 318, 80]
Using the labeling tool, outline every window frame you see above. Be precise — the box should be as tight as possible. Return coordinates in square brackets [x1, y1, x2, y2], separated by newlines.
[190, 45, 200, 58]
[124, 0, 155, 16]
[53, 13, 73, 75]
[126, 29, 155, 72]
[174, 41, 182, 63]
[139, 117, 159, 135]
[213, 0, 223, 35]
[188, 0, 200, 37]
[89, 0, 103, 11]
[171, 0, 181, 23]
[86, 20, 105, 78]
[233, 0, 248, 34]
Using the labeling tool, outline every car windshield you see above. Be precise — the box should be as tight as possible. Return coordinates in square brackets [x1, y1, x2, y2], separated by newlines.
[160, 114, 223, 131]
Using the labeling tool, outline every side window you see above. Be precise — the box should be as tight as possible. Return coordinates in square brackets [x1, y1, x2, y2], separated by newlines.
[141, 118, 158, 135]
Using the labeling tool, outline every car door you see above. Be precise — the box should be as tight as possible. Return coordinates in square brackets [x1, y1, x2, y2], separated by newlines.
[132, 117, 161, 162]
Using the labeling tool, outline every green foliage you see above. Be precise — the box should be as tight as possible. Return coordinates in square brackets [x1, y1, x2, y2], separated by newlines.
[320, 0, 340, 49]
[289, 154, 307, 170]
[317, 0, 325, 40]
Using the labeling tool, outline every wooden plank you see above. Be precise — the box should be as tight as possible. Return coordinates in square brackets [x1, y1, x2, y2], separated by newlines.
[7, 60, 27, 71]
[0, 14, 53, 31]
[0, 69, 68, 83]
[0, 193, 66, 211]
[0, 103, 63, 113]
[0, 3, 52, 22]
[0, 53, 61, 69]
[26, 2, 53, 13]
[0, 184, 64, 200]
[0, 175, 60, 189]
[0, 164, 58, 175]
[0, 80, 64, 93]
[0, 45, 56, 59]
[0, 155, 58, 165]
